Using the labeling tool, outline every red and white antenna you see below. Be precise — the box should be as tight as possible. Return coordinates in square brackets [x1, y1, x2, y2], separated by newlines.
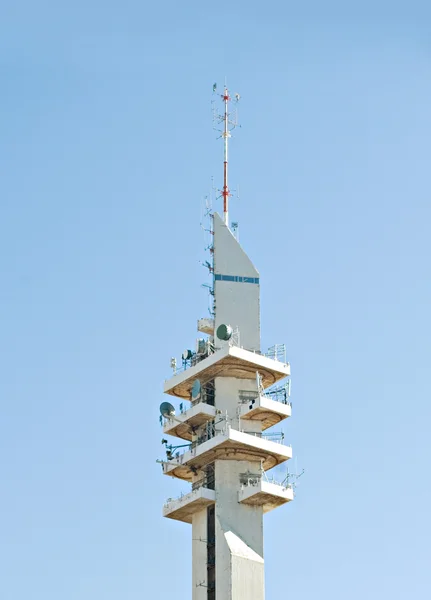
[213, 83, 240, 227]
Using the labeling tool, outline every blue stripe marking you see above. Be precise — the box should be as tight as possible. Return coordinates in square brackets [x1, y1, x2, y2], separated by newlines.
[214, 274, 260, 284]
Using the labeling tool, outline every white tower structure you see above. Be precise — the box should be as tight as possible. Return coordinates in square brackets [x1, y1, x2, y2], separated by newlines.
[160, 86, 294, 600]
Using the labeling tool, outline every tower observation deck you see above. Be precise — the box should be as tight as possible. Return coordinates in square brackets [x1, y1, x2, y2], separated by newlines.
[158, 87, 295, 600]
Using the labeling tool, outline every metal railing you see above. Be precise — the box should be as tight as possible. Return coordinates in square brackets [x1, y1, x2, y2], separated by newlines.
[162, 421, 289, 465]
[162, 418, 227, 462]
[238, 382, 291, 407]
[264, 381, 291, 405]
[239, 468, 295, 492]
[264, 344, 287, 363]
[164, 474, 215, 508]
[168, 340, 216, 377]
[164, 491, 190, 508]
[240, 430, 287, 445]
[192, 472, 215, 491]
[168, 337, 288, 379]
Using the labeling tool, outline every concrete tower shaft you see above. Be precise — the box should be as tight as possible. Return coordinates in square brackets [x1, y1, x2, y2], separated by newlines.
[161, 214, 293, 600]
[213, 214, 264, 599]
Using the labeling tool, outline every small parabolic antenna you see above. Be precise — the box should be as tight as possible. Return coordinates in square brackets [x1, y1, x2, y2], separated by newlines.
[191, 379, 201, 401]
[217, 324, 233, 341]
[160, 402, 176, 419]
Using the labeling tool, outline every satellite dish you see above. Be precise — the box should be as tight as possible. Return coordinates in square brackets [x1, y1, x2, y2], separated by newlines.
[160, 402, 176, 419]
[216, 324, 233, 341]
[182, 349, 193, 360]
[191, 379, 201, 401]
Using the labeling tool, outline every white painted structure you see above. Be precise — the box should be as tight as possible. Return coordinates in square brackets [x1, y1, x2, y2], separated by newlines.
[161, 214, 294, 599]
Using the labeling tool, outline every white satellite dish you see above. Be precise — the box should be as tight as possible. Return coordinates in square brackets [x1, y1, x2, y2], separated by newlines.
[191, 379, 201, 401]
[160, 402, 176, 419]
[182, 349, 193, 360]
[217, 324, 233, 341]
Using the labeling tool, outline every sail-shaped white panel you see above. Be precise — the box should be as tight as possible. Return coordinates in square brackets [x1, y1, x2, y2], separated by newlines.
[213, 212, 260, 352]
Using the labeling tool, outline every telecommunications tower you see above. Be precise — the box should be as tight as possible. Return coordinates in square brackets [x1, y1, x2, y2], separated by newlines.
[159, 85, 296, 600]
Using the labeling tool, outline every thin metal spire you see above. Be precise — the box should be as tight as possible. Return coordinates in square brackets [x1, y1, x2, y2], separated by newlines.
[213, 83, 240, 227]
[222, 86, 231, 226]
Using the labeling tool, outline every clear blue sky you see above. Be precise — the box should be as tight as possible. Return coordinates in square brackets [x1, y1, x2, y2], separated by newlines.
[1, 2, 430, 598]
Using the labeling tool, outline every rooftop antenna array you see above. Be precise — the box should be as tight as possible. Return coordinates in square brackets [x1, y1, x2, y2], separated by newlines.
[212, 82, 240, 227]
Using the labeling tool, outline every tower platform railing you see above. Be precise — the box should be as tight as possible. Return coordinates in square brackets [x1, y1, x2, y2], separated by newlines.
[170, 340, 288, 377]
[161, 421, 291, 464]
[238, 386, 291, 406]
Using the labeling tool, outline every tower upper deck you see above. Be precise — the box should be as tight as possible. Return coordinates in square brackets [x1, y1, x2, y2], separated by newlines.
[164, 344, 290, 399]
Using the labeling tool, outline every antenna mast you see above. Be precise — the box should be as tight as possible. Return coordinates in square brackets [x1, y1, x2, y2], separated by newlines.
[213, 83, 239, 227]
[222, 87, 230, 226]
